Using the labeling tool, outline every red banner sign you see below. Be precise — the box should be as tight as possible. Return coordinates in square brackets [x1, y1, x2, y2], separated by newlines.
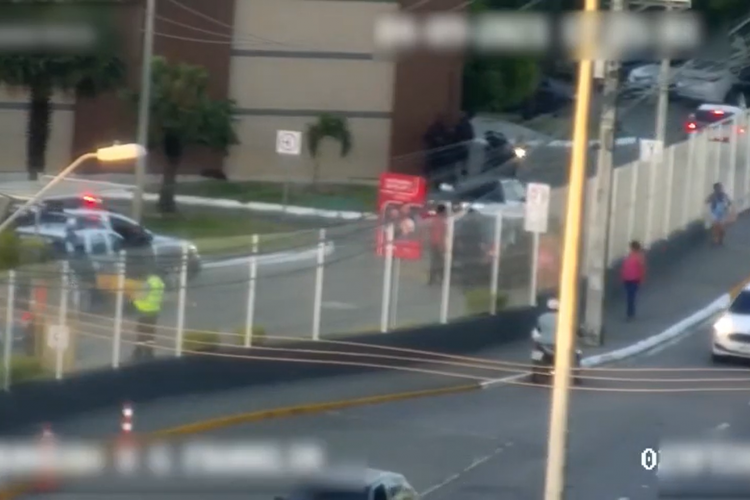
[376, 173, 426, 260]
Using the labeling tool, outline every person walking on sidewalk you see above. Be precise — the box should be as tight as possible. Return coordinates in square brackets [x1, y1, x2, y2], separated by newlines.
[621, 241, 645, 321]
[132, 266, 165, 361]
[706, 182, 732, 246]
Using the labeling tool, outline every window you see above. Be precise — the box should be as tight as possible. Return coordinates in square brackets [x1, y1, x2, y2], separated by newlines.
[729, 291, 750, 314]
[109, 214, 144, 240]
[76, 214, 106, 229]
[695, 109, 735, 123]
[38, 212, 68, 225]
[107, 233, 124, 252]
[501, 179, 527, 203]
[461, 183, 496, 202]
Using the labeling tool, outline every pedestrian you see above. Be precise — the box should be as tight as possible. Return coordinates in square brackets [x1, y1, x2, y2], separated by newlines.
[423, 114, 452, 188]
[452, 111, 475, 178]
[131, 265, 165, 361]
[706, 182, 732, 246]
[621, 240, 645, 321]
[428, 205, 448, 286]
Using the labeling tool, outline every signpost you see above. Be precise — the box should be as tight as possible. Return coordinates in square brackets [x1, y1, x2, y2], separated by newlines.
[376, 173, 426, 332]
[639, 138, 663, 162]
[276, 130, 303, 209]
[524, 182, 551, 305]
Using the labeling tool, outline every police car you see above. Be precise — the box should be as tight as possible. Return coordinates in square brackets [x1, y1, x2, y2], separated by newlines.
[711, 285, 750, 362]
[283, 468, 419, 500]
[13, 198, 201, 290]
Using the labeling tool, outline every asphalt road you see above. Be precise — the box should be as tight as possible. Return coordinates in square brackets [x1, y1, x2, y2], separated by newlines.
[17, 320, 750, 499]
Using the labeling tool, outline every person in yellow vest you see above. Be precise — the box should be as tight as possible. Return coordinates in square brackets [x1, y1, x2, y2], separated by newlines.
[132, 269, 165, 361]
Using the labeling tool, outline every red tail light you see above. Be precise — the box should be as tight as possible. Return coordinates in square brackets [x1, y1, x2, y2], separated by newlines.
[712, 110, 725, 115]
[81, 194, 101, 208]
[686, 122, 697, 132]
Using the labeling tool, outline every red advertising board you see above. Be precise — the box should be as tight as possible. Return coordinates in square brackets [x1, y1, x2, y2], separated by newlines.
[376, 173, 426, 260]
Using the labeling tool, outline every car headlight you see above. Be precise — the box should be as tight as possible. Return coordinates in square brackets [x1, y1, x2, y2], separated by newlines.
[514, 147, 526, 158]
[713, 316, 733, 337]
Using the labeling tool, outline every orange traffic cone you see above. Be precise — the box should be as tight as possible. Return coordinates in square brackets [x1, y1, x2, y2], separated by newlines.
[114, 403, 139, 475]
[121, 402, 133, 436]
[35, 423, 57, 492]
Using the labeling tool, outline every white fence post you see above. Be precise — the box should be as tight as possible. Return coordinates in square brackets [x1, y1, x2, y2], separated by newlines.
[244, 234, 259, 347]
[529, 232, 540, 306]
[389, 258, 401, 329]
[662, 145, 676, 239]
[489, 212, 503, 315]
[744, 111, 750, 209]
[682, 133, 696, 228]
[439, 214, 455, 324]
[174, 243, 188, 357]
[112, 250, 126, 369]
[712, 126, 722, 186]
[644, 151, 660, 245]
[312, 229, 326, 340]
[56, 260, 69, 380]
[606, 168, 620, 265]
[380, 224, 394, 333]
[626, 162, 640, 245]
[729, 115, 738, 200]
[2, 270, 15, 391]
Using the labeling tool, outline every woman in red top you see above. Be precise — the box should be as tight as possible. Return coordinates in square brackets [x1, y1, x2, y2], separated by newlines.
[621, 240, 645, 320]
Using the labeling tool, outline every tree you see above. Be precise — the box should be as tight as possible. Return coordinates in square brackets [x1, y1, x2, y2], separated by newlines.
[462, 56, 540, 114]
[126, 56, 239, 213]
[0, 54, 125, 180]
[306, 114, 352, 185]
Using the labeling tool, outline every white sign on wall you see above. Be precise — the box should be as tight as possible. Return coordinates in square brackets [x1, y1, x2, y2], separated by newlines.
[524, 182, 550, 233]
[639, 139, 663, 162]
[47, 325, 69, 351]
[276, 130, 302, 155]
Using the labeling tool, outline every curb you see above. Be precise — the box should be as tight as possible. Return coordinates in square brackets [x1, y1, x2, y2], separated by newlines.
[202, 241, 336, 270]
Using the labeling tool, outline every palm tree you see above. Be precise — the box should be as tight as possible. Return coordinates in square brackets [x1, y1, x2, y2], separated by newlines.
[0, 54, 125, 180]
[306, 114, 352, 185]
[126, 56, 239, 213]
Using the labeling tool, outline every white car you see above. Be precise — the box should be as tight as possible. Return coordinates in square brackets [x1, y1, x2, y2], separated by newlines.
[711, 286, 750, 362]
[284, 468, 420, 500]
[674, 61, 740, 103]
[626, 60, 683, 92]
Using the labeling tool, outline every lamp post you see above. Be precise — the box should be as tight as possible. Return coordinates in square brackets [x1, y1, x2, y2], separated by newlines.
[0, 143, 146, 235]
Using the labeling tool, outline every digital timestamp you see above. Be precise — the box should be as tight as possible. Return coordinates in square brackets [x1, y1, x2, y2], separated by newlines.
[643, 440, 750, 497]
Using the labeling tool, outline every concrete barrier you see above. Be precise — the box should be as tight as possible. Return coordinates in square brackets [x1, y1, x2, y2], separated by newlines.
[0, 308, 537, 434]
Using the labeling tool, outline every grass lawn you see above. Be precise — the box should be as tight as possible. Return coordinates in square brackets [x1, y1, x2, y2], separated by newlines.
[142, 207, 319, 255]
[153, 180, 378, 212]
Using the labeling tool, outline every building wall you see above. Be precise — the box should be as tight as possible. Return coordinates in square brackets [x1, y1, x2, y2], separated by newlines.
[0, 88, 74, 174]
[227, 0, 399, 181]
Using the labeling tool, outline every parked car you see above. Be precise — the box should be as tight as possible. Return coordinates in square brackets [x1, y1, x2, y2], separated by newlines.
[624, 59, 685, 96]
[684, 103, 746, 140]
[280, 468, 420, 500]
[674, 61, 750, 104]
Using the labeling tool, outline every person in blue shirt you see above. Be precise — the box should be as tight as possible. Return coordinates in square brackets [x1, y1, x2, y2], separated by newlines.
[706, 182, 732, 246]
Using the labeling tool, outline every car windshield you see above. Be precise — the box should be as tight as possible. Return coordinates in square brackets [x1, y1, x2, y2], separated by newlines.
[694, 110, 734, 123]
[729, 291, 750, 314]
[289, 488, 368, 500]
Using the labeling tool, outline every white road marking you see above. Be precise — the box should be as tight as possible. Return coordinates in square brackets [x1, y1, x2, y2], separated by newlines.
[714, 422, 730, 431]
[420, 443, 511, 497]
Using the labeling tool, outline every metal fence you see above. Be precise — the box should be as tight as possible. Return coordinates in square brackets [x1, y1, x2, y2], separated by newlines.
[2, 109, 749, 388]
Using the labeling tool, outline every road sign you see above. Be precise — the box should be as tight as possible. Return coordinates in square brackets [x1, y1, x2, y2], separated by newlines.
[524, 182, 550, 233]
[46, 325, 69, 350]
[639, 139, 663, 162]
[276, 130, 302, 155]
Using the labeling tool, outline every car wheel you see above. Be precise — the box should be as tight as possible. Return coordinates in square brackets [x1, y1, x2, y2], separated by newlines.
[711, 352, 727, 364]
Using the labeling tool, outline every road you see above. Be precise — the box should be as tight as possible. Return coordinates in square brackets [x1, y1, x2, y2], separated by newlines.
[17, 320, 750, 499]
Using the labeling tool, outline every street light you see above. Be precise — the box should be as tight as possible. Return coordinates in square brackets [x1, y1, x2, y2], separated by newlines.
[0, 143, 146, 235]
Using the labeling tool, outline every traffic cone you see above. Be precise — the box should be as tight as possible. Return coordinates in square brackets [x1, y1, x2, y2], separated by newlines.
[114, 403, 139, 476]
[35, 423, 57, 491]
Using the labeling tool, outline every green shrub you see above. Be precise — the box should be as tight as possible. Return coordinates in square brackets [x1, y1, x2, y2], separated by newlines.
[233, 325, 267, 345]
[0, 355, 46, 386]
[0, 231, 21, 270]
[182, 330, 221, 353]
[464, 288, 508, 315]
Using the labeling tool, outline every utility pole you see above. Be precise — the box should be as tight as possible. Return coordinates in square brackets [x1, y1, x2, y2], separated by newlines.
[582, 0, 626, 347]
[654, 3, 672, 158]
[133, 0, 156, 222]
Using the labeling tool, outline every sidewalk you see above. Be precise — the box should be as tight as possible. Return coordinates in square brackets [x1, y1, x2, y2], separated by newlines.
[581, 214, 750, 359]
